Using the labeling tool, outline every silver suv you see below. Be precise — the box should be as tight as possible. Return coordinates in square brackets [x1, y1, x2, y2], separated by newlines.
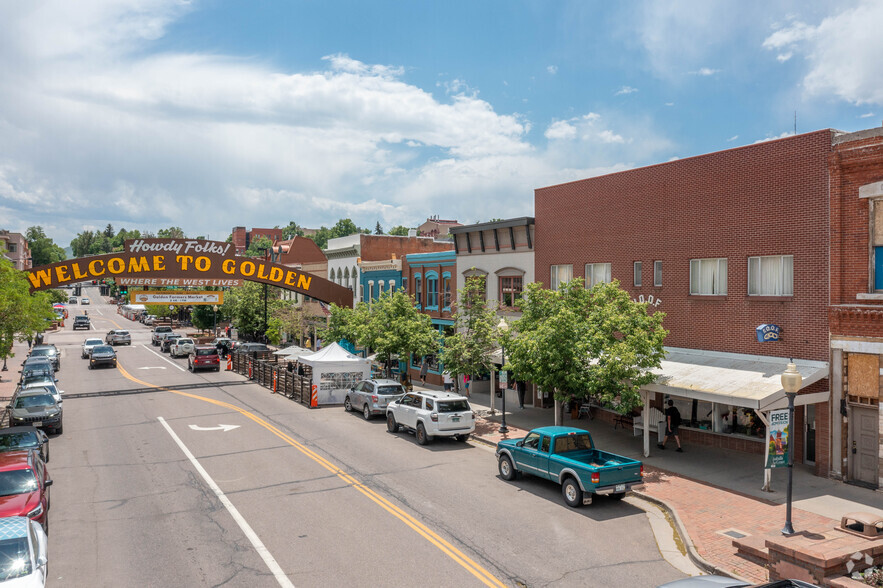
[151, 326, 173, 346]
[386, 391, 474, 445]
[345, 379, 405, 420]
[105, 329, 131, 346]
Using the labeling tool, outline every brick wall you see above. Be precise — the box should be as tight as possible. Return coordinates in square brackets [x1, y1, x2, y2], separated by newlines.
[360, 235, 453, 262]
[535, 130, 832, 362]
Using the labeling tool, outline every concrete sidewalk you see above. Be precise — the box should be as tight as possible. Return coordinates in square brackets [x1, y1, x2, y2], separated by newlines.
[456, 388, 882, 583]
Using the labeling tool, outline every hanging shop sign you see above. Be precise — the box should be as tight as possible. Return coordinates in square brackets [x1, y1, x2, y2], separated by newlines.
[756, 324, 781, 342]
[135, 291, 224, 306]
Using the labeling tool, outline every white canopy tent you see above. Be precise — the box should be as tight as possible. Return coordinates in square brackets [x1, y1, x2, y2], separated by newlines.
[273, 345, 312, 359]
[298, 343, 371, 405]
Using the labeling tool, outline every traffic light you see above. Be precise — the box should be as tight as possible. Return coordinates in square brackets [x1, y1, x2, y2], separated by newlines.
[120, 285, 128, 295]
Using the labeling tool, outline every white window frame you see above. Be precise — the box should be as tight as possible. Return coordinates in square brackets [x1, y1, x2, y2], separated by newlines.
[585, 263, 612, 288]
[550, 264, 573, 290]
[748, 255, 793, 296]
[689, 258, 727, 296]
[633, 261, 642, 287]
[654, 261, 662, 287]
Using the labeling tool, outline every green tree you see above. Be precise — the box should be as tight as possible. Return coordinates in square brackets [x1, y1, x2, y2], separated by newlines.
[25, 227, 66, 266]
[70, 230, 97, 257]
[441, 276, 499, 394]
[0, 251, 55, 371]
[46, 289, 68, 304]
[272, 302, 312, 346]
[281, 222, 304, 240]
[330, 218, 360, 238]
[244, 235, 273, 258]
[157, 227, 185, 239]
[306, 227, 332, 249]
[225, 282, 282, 340]
[388, 225, 410, 236]
[374, 221, 383, 235]
[191, 304, 222, 333]
[104, 223, 115, 239]
[506, 279, 667, 424]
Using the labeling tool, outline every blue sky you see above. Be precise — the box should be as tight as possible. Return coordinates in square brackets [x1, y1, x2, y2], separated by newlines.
[1, 1, 881, 247]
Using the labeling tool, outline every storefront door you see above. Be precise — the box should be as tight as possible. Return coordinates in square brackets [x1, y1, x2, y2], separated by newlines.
[850, 405, 879, 488]
[804, 404, 816, 464]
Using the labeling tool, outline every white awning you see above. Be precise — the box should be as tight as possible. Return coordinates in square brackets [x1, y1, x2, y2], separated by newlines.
[643, 347, 829, 410]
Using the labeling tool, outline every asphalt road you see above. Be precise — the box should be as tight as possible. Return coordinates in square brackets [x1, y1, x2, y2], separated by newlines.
[43, 288, 687, 587]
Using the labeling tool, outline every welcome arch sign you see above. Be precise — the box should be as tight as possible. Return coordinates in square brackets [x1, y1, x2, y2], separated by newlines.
[25, 239, 352, 308]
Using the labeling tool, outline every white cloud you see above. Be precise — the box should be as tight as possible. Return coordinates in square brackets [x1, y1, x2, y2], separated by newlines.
[754, 131, 795, 144]
[776, 52, 793, 63]
[859, 112, 876, 118]
[597, 130, 626, 144]
[547, 65, 558, 75]
[615, 86, 638, 96]
[762, 2, 883, 105]
[727, 135, 739, 142]
[665, 102, 674, 107]
[545, 120, 577, 140]
[689, 68, 720, 76]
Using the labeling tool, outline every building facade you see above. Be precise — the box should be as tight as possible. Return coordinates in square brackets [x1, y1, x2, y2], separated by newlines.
[359, 258, 403, 303]
[0, 231, 31, 270]
[828, 127, 883, 489]
[417, 216, 462, 238]
[403, 251, 457, 386]
[231, 226, 284, 255]
[536, 130, 833, 476]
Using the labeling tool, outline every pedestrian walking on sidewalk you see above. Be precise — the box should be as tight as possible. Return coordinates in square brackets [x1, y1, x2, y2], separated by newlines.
[419, 359, 429, 385]
[658, 399, 683, 452]
[516, 380, 526, 409]
[26, 336, 32, 350]
[443, 371, 453, 391]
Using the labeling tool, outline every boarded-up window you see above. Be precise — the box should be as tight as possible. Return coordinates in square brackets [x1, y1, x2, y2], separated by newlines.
[848, 353, 880, 399]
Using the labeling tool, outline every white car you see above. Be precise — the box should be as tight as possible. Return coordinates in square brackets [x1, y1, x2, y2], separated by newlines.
[81, 337, 104, 358]
[105, 329, 131, 346]
[81, 297, 90, 305]
[0, 516, 48, 586]
[386, 390, 474, 445]
[169, 338, 195, 358]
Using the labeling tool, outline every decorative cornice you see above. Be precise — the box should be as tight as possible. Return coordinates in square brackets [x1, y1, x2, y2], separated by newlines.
[830, 305, 883, 324]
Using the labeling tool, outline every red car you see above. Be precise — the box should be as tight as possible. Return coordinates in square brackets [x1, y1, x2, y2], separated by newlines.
[188, 346, 220, 372]
[0, 450, 52, 532]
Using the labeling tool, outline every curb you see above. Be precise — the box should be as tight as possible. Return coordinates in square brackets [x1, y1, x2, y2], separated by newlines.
[633, 490, 751, 582]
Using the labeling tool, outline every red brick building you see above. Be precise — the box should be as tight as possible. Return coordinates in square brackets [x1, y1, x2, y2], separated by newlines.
[828, 127, 883, 489]
[536, 130, 834, 476]
[231, 226, 283, 255]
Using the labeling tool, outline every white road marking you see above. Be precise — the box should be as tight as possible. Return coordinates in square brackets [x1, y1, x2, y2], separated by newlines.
[157, 417, 295, 587]
[189, 424, 240, 432]
[141, 344, 187, 371]
[137, 367, 167, 370]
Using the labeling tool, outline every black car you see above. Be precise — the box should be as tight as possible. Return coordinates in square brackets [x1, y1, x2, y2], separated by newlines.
[73, 315, 91, 330]
[28, 345, 60, 371]
[160, 334, 182, 353]
[7, 389, 63, 434]
[0, 427, 50, 462]
[88, 345, 117, 369]
[237, 342, 269, 353]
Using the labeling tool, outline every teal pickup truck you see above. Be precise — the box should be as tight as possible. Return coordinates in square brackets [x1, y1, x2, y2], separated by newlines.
[495, 426, 643, 507]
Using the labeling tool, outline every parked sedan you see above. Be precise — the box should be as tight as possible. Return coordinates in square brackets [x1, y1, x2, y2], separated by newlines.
[188, 346, 220, 372]
[169, 338, 195, 358]
[0, 451, 52, 532]
[88, 345, 117, 369]
[81, 337, 104, 358]
[0, 427, 50, 463]
[104, 329, 131, 346]
[0, 516, 49, 585]
[27, 346, 59, 372]
[345, 379, 406, 420]
[7, 390, 63, 434]
[18, 361, 56, 385]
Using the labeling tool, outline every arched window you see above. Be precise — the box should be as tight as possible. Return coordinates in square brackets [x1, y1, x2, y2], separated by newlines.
[344, 267, 350, 289]
[414, 273, 423, 307]
[425, 271, 439, 309]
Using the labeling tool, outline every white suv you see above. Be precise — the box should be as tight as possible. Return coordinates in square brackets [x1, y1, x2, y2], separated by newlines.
[386, 391, 474, 445]
[169, 338, 195, 358]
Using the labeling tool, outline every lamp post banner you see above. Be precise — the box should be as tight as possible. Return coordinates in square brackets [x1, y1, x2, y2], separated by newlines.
[766, 408, 790, 468]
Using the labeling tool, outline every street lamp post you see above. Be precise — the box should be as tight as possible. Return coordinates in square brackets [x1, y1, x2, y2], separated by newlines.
[780, 361, 802, 536]
[212, 305, 218, 336]
[497, 318, 509, 434]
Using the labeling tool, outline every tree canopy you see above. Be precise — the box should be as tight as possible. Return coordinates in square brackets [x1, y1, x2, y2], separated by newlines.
[388, 225, 410, 236]
[25, 226, 66, 266]
[505, 279, 667, 417]
[0, 250, 55, 367]
[441, 276, 500, 388]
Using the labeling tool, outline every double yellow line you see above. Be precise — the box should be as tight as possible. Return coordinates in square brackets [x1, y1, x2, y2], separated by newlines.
[117, 364, 506, 588]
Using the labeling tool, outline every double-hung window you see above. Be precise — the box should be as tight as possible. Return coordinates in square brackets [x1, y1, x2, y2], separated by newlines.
[425, 272, 439, 309]
[633, 261, 642, 287]
[414, 275, 422, 307]
[748, 255, 793, 296]
[442, 274, 452, 308]
[690, 258, 727, 295]
[499, 276, 523, 307]
[550, 264, 573, 290]
[654, 261, 662, 287]
[585, 263, 612, 287]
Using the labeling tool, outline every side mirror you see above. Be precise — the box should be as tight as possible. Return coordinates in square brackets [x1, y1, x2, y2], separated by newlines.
[45, 480, 53, 487]
[516, 440, 524, 447]
[37, 555, 47, 567]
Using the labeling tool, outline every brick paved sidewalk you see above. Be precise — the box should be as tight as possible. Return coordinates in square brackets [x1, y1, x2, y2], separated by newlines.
[470, 411, 836, 584]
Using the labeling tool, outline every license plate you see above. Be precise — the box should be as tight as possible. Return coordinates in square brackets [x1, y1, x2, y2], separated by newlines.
[615, 484, 625, 492]
[452, 416, 460, 422]
[34, 422, 42, 427]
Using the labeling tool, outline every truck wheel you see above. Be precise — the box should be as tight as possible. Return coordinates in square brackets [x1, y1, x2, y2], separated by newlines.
[386, 413, 399, 433]
[562, 478, 583, 508]
[416, 422, 432, 445]
[498, 455, 516, 481]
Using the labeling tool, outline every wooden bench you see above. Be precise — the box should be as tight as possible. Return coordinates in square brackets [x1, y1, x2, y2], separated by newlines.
[633, 407, 665, 439]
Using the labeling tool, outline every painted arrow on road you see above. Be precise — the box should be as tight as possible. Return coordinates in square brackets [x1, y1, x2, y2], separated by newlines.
[188, 424, 240, 432]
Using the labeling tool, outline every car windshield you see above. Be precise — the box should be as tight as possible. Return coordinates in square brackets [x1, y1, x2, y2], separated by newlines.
[0, 470, 37, 497]
[0, 537, 32, 580]
[22, 383, 57, 394]
[14, 395, 55, 409]
[377, 386, 404, 396]
[0, 433, 39, 451]
[21, 367, 51, 377]
[92, 346, 113, 354]
[195, 348, 216, 356]
[84, 339, 103, 346]
[116, 331, 129, 336]
[437, 400, 470, 413]
[29, 349, 53, 357]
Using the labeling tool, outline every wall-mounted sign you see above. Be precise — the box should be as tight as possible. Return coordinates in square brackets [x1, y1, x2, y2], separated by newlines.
[766, 408, 790, 468]
[118, 277, 243, 287]
[631, 294, 663, 308]
[135, 291, 224, 306]
[756, 324, 781, 342]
